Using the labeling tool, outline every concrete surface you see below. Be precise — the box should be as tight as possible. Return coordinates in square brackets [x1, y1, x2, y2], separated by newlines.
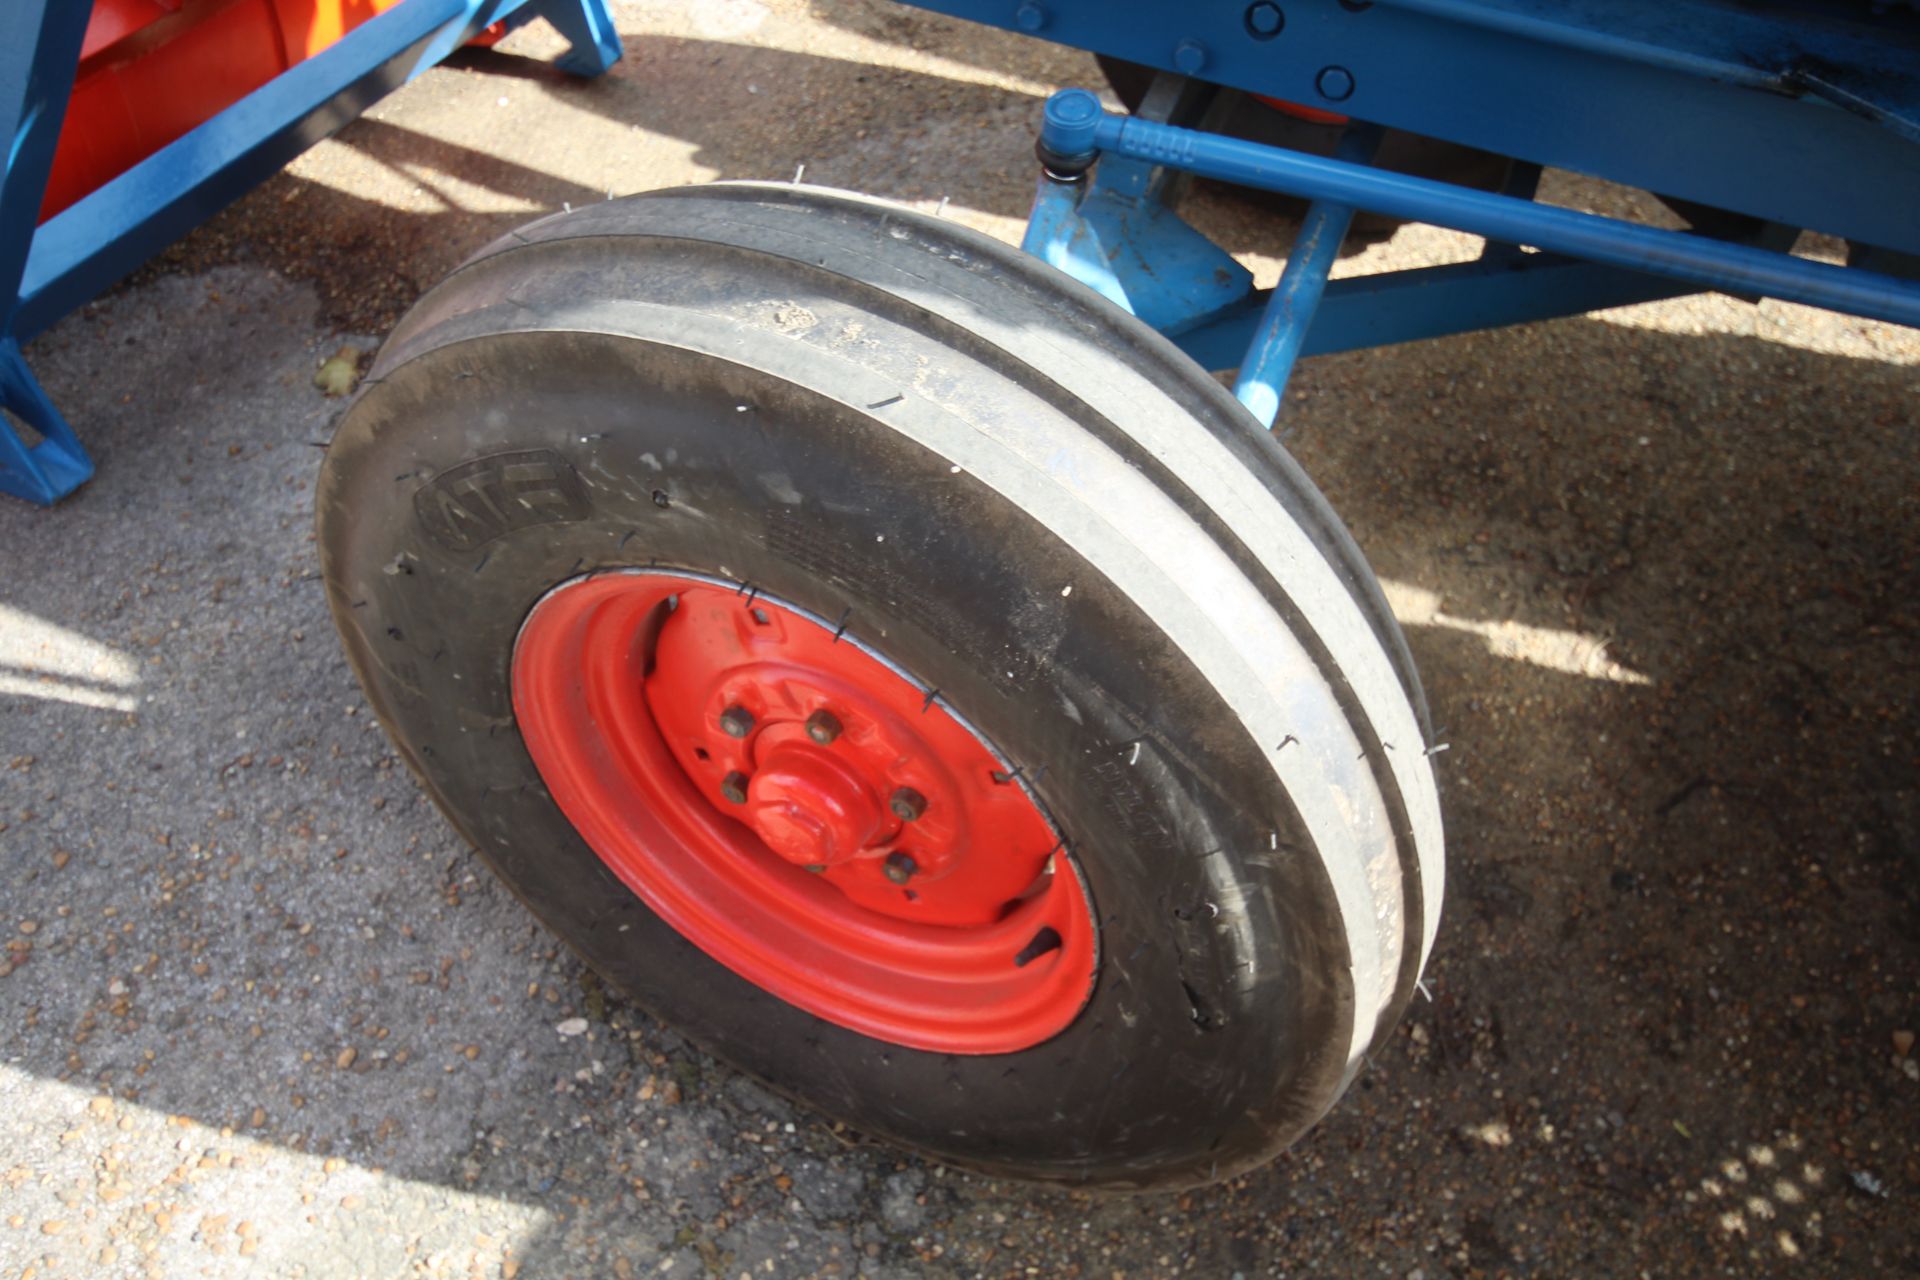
[3, 2, 1917, 1277]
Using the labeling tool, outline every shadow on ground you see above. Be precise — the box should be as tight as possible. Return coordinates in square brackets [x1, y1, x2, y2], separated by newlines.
[6, 246, 1915, 1274]
[4, 7, 1917, 1277]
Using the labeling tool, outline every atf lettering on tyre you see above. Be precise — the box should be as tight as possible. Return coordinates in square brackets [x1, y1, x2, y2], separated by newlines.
[414, 449, 591, 551]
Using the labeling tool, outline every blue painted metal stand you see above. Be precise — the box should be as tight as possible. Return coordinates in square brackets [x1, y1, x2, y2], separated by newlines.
[0, 0, 95, 504]
[0, 0, 621, 506]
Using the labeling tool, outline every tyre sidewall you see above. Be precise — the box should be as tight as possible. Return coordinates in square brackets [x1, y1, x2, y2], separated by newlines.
[322, 329, 1354, 1187]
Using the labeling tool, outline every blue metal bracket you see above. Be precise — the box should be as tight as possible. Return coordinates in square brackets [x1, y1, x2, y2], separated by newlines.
[0, 338, 92, 505]
[1021, 163, 1254, 336]
[1021, 78, 1253, 335]
[0, 0, 621, 506]
[526, 0, 624, 78]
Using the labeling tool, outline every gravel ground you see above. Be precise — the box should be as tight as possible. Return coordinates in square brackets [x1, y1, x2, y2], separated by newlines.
[4, 2, 1917, 1277]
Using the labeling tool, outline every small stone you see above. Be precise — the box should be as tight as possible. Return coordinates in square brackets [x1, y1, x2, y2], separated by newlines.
[554, 1018, 588, 1038]
[40, 1219, 66, 1235]
[313, 346, 364, 398]
[51, 851, 70, 870]
[250, 1108, 267, 1128]
[1894, 1029, 1914, 1058]
[335, 1047, 357, 1070]
[1850, 1169, 1889, 1198]
[878, 1170, 926, 1232]
[18, 921, 37, 935]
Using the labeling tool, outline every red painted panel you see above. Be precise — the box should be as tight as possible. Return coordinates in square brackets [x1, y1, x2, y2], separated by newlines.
[42, 0, 405, 221]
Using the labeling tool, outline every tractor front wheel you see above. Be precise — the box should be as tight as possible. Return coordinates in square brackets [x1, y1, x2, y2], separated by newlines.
[317, 183, 1442, 1188]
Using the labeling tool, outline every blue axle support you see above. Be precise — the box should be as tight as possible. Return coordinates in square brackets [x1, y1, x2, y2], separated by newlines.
[1230, 125, 1380, 428]
[1021, 89, 1253, 336]
[1037, 89, 1920, 332]
[0, 0, 621, 506]
[1021, 177, 1134, 315]
[1025, 86, 1920, 428]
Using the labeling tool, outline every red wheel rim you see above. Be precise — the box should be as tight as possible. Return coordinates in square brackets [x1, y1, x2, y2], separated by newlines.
[510, 571, 1099, 1054]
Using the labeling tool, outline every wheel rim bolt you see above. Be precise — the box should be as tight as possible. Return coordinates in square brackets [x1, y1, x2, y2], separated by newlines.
[718, 705, 755, 738]
[884, 852, 918, 884]
[805, 709, 843, 745]
[720, 771, 750, 804]
[889, 787, 926, 822]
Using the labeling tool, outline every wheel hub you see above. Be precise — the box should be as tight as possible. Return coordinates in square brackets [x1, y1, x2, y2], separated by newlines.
[744, 741, 883, 867]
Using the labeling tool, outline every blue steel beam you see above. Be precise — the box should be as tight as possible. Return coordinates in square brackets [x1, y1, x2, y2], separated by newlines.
[911, 0, 1920, 257]
[1039, 89, 1920, 330]
[0, 2, 90, 325]
[1170, 254, 1700, 373]
[0, 1, 95, 504]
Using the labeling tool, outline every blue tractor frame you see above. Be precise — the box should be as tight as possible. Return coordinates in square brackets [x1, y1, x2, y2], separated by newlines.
[2, 0, 1917, 502]
[917, 0, 1920, 428]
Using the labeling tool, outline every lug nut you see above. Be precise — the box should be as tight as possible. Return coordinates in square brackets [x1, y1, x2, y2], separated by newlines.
[804, 709, 842, 745]
[889, 787, 926, 822]
[720, 771, 750, 804]
[718, 705, 755, 739]
[884, 852, 918, 884]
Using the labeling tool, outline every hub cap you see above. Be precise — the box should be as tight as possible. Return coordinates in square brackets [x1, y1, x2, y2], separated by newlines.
[510, 571, 1098, 1053]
